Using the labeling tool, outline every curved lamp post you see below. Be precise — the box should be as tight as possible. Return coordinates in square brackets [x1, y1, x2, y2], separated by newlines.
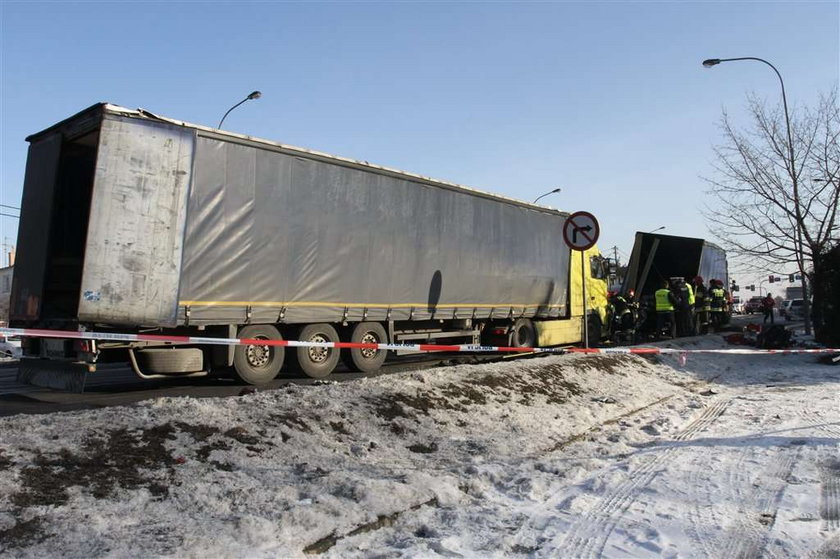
[218, 90, 262, 129]
[648, 226, 666, 233]
[533, 187, 561, 204]
[702, 57, 811, 334]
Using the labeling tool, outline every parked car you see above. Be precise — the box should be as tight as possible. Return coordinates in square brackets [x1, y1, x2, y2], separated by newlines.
[744, 296, 764, 314]
[779, 300, 792, 318]
[0, 335, 22, 359]
[782, 299, 805, 321]
[731, 296, 744, 314]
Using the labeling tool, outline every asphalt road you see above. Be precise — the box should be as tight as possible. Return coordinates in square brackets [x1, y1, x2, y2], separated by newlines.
[0, 352, 512, 417]
[0, 313, 807, 418]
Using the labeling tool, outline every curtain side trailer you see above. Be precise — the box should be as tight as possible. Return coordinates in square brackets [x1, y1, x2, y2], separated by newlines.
[12, 103, 609, 390]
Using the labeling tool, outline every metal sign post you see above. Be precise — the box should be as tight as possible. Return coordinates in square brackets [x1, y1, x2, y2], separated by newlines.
[581, 249, 588, 348]
[562, 211, 600, 349]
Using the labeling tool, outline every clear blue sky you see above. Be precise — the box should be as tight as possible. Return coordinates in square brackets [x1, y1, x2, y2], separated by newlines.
[1, 1, 838, 287]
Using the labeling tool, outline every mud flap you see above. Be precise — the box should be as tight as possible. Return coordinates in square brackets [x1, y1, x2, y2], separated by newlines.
[17, 359, 90, 393]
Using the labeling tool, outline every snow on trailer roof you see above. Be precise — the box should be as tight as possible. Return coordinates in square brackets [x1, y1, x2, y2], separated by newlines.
[28, 102, 567, 216]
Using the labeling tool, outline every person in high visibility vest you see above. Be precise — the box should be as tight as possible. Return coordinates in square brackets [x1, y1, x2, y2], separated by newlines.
[709, 279, 726, 330]
[655, 279, 678, 339]
[693, 276, 711, 334]
[672, 277, 695, 337]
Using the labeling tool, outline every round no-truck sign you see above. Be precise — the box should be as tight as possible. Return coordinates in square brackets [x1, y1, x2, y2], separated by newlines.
[563, 211, 600, 251]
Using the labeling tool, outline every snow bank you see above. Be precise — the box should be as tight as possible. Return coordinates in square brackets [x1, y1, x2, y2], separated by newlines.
[1, 336, 837, 558]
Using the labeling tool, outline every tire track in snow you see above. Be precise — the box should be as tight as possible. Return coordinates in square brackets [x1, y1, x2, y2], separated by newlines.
[686, 436, 751, 558]
[673, 399, 731, 442]
[717, 444, 801, 559]
[554, 398, 732, 558]
[820, 459, 840, 532]
[798, 408, 840, 439]
[797, 402, 840, 533]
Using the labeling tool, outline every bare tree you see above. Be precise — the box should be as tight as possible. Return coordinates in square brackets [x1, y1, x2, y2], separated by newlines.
[704, 88, 840, 336]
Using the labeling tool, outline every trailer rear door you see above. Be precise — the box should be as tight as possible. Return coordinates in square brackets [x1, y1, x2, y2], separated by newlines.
[9, 134, 63, 321]
[76, 115, 194, 327]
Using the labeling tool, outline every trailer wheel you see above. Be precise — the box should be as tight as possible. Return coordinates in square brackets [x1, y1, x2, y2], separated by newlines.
[341, 322, 388, 373]
[293, 323, 340, 379]
[233, 325, 285, 385]
[510, 318, 536, 348]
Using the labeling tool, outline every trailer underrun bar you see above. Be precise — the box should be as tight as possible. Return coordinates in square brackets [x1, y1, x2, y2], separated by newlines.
[3, 328, 838, 356]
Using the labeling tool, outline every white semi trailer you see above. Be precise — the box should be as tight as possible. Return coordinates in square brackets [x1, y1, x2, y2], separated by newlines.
[11, 104, 609, 391]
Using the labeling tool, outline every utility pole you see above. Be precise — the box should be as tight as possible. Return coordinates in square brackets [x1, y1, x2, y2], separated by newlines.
[609, 246, 621, 289]
[1, 238, 13, 268]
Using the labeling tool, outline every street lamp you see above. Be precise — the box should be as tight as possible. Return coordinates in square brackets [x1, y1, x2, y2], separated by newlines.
[218, 90, 262, 129]
[533, 188, 561, 204]
[648, 226, 666, 233]
[702, 56, 811, 334]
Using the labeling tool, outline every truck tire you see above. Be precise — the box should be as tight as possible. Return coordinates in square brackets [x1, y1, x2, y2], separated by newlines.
[587, 313, 603, 347]
[136, 348, 204, 374]
[233, 325, 285, 385]
[510, 318, 536, 348]
[341, 322, 388, 373]
[292, 323, 340, 379]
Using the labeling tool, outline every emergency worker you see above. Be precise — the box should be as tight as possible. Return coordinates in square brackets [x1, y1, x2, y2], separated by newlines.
[693, 276, 711, 334]
[655, 279, 678, 339]
[722, 285, 733, 325]
[709, 279, 726, 330]
[673, 277, 695, 336]
[608, 291, 635, 343]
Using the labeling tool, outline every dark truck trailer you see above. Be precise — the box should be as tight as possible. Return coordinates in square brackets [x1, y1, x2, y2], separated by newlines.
[620, 231, 729, 334]
[12, 103, 609, 389]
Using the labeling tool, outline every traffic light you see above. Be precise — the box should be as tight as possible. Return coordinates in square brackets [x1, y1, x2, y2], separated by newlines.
[749, 284, 755, 291]
[769, 275, 775, 283]
[789, 274, 795, 282]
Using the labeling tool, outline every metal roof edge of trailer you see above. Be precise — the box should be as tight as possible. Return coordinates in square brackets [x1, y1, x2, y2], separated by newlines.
[24, 102, 108, 142]
[27, 102, 567, 216]
[634, 230, 726, 252]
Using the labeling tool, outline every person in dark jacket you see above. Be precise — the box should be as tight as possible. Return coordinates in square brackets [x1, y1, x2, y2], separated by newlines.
[672, 277, 695, 336]
[762, 293, 775, 324]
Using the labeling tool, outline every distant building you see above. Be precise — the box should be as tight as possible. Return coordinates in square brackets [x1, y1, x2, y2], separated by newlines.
[0, 266, 11, 323]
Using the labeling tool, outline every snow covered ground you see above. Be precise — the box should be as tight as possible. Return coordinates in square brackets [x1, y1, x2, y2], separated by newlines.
[1, 334, 838, 558]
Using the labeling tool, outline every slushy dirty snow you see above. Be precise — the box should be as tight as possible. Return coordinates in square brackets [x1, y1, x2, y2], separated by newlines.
[0, 335, 838, 558]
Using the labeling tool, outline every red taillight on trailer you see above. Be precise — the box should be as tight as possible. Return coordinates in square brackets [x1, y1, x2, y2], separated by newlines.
[73, 340, 91, 353]
[492, 328, 507, 336]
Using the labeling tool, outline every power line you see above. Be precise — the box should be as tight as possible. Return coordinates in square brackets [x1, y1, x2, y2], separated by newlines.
[0, 204, 20, 211]
[0, 213, 19, 219]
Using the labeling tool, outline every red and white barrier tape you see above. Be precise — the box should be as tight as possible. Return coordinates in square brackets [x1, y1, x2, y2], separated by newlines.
[2, 327, 838, 357]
